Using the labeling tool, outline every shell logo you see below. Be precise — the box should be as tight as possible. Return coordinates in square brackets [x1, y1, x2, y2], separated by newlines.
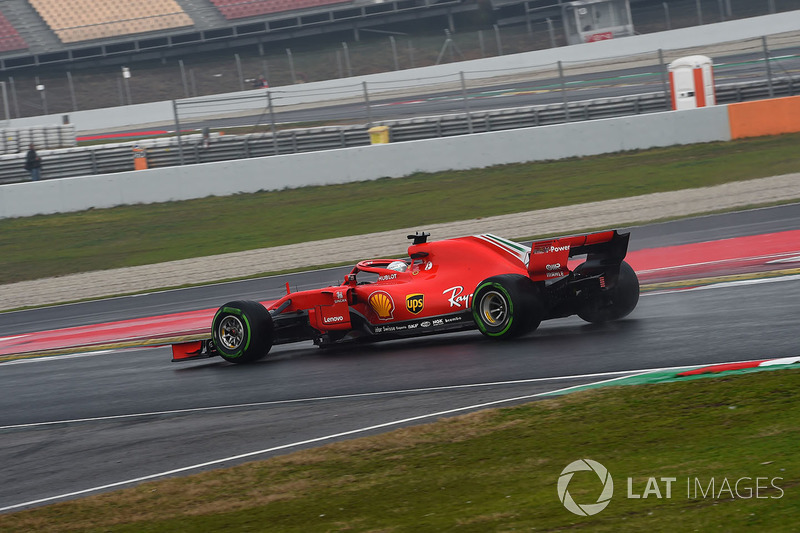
[368, 291, 395, 320]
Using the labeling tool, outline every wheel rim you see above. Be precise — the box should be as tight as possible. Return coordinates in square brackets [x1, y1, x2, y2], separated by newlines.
[218, 315, 245, 350]
[480, 290, 508, 327]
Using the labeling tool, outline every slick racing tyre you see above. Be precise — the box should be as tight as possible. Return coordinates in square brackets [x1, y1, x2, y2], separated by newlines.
[472, 274, 543, 339]
[212, 300, 274, 364]
[576, 261, 639, 324]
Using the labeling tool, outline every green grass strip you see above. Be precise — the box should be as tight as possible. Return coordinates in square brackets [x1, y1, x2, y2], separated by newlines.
[1, 368, 798, 531]
[546, 363, 800, 395]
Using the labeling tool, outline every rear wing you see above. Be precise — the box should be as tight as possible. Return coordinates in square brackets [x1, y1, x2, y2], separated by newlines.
[528, 230, 630, 282]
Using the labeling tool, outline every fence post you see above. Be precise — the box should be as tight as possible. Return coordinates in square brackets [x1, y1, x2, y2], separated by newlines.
[34, 77, 48, 115]
[67, 71, 78, 111]
[408, 39, 415, 68]
[525, 7, 532, 36]
[172, 100, 184, 165]
[558, 61, 570, 122]
[262, 58, 270, 85]
[9, 76, 19, 118]
[363, 81, 372, 126]
[390, 35, 399, 70]
[342, 42, 353, 77]
[658, 49, 670, 110]
[763, 36, 774, 98]
[117, 78, 124, 107]
[122, 70, 132, 105]
[546, 18, 556, 48]
[189, 69, 197, 97]
[460, 71, 473, 134]
[179, 59, 189, 98]
[696, 0, 704, 25]
[663, 3, 671, 30]
[286, 48, 296, 84]
[768, 0, 776, 14]
[494, 24, 503, 56]
[268, 91, 278, 155]
[435, 35, 452, 65]
[0, 82, 9, 126]
[235, 53, 244, 91]
[478, 30, 485, 58]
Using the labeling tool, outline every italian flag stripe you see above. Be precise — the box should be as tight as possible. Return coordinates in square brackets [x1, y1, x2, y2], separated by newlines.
[483, 234, 528, 253]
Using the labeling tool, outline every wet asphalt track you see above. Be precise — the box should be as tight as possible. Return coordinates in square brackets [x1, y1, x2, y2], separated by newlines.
[1, 204, 800, 511]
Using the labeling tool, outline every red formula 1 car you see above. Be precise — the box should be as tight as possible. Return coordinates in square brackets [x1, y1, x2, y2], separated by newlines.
[172, 230, 639, 364]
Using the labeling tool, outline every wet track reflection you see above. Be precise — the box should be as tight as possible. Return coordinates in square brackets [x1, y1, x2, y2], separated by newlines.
[1, 205, 800, 511]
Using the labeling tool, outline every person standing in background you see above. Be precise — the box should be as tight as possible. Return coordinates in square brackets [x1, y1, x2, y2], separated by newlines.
[24, 144, 42, 181]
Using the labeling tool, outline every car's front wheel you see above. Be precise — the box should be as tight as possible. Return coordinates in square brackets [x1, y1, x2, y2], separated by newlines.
[472, 275, 543, 339]
[212, 300, 274, 363]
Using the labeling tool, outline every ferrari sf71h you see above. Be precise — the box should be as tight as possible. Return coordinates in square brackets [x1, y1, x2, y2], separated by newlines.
[172, 230, 639, 364]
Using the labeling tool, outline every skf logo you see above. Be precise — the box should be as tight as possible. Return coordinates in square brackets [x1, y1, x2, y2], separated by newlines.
[406, 294, 424, 315]
[368, 291, 395, 320]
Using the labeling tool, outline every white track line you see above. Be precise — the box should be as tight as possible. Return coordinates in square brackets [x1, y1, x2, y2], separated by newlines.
[767, 254, 800, 264]
[0, 350, 115, 366]
[636, 250, 800, 274]
[2, 276, 797, 511]
[0, 334, 29, 343]
[677, 273, 800, 292]
[0, 372, 642, 513]
[641, 272, 800, 296]
[2, 355, 789, 513]
[0, 368, 655, 430]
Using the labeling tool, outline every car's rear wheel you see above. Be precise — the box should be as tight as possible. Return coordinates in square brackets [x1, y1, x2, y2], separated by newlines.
[212, 300, 274, 363]
[576, 261, 639, 323]
[472, 275, 543, 339]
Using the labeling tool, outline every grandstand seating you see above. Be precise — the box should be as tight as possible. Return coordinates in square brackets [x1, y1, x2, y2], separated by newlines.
[209, 0, 353, 21]
[0, 12, 27, 52]
[28, 0, 194, 43]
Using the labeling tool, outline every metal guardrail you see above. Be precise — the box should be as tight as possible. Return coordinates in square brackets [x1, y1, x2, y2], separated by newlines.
[1, 75, 798, 186]
[0, 125, 77, 155]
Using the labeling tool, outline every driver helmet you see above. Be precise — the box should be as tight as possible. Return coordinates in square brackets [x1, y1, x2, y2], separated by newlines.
[386, 260, 408, 273]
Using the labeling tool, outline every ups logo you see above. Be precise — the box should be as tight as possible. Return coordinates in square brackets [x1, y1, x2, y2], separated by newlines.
[406, 294, 424, 315]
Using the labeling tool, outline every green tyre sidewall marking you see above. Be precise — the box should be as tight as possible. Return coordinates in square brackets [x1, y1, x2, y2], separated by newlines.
[473, 281, 515, 337]
[471, 282, 490, 333]
[213, 306, 252, 359]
